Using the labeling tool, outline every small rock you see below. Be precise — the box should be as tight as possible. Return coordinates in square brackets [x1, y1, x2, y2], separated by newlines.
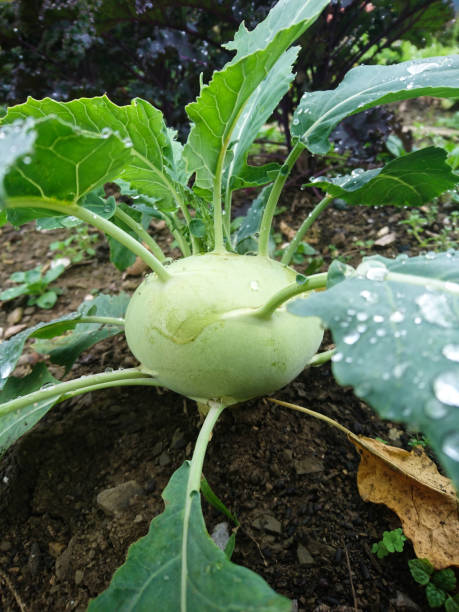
[27, 541, 41, 576]
[0, 540, 12, 552]
[152, 441, 163, 456]
[211, 522, 230, 551]
[7, 307, 23, 325]
[171, 428, 186, 450]
[376, 226, 390, 237]
[297, 543, 315, 566]
[134, 514, 144, 523]
[125, 257, 148, 277]
[55, 538, 76, 581]
[253, 514, 282, 535]
[374, 232, 396, 247]
[96, 481, 144, 515]
[159, 451, 171, 466]
[391, 591, 422, 611]
[49, 542, 66, 558]
[294, 456, 324, 475]
[4, 324, 27, 339]
[74, 569, 84, 586]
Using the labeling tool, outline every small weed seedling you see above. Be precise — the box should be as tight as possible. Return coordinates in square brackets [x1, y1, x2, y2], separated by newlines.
[371, 528, 407, 559]
[49, 224, 99, 264]
[0, 0, 459, 609]
[372, 531, 458, 610]
[0, 263, 66, 309]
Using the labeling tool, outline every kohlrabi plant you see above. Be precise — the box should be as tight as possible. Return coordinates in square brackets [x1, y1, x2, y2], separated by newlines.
[0, 0, 458, 609]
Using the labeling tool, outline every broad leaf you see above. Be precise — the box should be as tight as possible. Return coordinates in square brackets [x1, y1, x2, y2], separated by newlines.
[0, 314, 80, 389]
[1, 115, 131, 206]
[184, 0, 329, 194]
[292, 55, 459, 154]
[34, 293, 129, 372]
[224, 47, 299, 196]
[289, 252, 459, 488]
[233, 185, 271, 253]
[89, 462, 290, 611]
[310, 147, 459, 206]
[2, 96, 187, 211]
[0, 118, 36, 197]
[0, 363, 60, 454]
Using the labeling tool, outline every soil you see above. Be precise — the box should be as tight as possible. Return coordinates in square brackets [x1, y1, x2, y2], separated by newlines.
[0, 177, 456, 612]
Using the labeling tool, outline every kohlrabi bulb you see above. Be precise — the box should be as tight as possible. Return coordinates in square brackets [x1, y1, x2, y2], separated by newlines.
[125, 253, 323, 406]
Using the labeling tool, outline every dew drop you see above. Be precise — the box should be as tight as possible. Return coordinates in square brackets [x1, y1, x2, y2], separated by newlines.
[424, 398, 448, 419]
[360, 290, 378, 303]
[250, 280, 259, 291]
[433, 371, 459, 406]
[407, 62, 439, 75]
[415, 293, 453, 328]
[442, 431, 459, 462]
[355, 382, 371, 398]
[356, 312, 368, 322]
[373, 315, 384, 323]
[442, 344, 459, 362]
[393, 363, 408, 378]
[332, 352, 343, 362]
[390, 311, 404, 323]
[343, 331, 360, 345]
[357, 324, 367, 333]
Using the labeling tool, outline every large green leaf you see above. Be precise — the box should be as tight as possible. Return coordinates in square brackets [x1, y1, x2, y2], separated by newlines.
[292, 55, 459, 154]
[0, 118, 36, 197]
[0, 313, 80, 389]
[1, 115, 131, 206]
[310, 148, 459, 206]
[33, 293, 130, 372]
[289, 252, 459, 488]
[89, 462, 290, 611]
[0, 363, 60, 454]
[184, 0, 329, 194]
[1, 96, 186, 211]
[223, 47, 299, 195]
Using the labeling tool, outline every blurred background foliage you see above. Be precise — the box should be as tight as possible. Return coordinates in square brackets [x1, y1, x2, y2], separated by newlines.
[0, 0, 456, 137]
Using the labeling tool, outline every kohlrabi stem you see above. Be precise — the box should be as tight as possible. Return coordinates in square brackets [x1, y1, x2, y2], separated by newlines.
[78, 316, 125, 326]
[213, 162, 226, 253]
[0, 368, 155, 417]
[257, 141, 305, 257]
[269, 398, 353, 437]
[308, 348, 335, 367]
[181, 401, 225, 608]
[114, 206, 167, 262]
[7, 198, 171, 281]
[281, 196, 334, 265]
[58, 377, 160, 402]
[254, 272, 328, 319]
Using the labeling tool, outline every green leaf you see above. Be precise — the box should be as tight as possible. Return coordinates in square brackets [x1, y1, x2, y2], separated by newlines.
[0, 314, 80, 388]
[288, 251, 459, 488]
[432, 568, 457, 592]
[189, 218, 206, 239]
[293, 55, 459, 154]
[310, 148, 459, 207]
[233, 185, 271, 252]
[89, 462, 290, 612]
[224, 47, 299, 195]
[2, 96, 186, 212]
[371, 541, 390, 559]
[408, 558, 434, 586]
[201, 475, 239, 526]
[35, 290, 58, 309]
[382, 528, 406, 553]
[425, 582, 447, 608]
[1, 115, 132, 206]
[184, 0, 329, 194]
[0, 118, 36, 203]
[34, 293, 129, 371]
[0, 363, 60, 454]
[445, 594, 459, 612]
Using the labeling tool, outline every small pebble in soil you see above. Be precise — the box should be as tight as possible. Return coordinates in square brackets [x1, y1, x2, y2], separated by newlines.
[96, 480, 144, 515]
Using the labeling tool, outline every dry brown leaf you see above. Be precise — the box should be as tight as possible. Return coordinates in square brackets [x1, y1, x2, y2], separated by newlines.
[349, 436, 459, 569]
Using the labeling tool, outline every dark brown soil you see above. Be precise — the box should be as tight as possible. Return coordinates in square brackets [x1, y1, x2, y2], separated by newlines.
[0, 189, 453, 611]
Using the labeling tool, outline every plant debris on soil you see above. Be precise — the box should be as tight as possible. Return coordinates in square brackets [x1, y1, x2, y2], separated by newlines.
[0, 182, 455, 612]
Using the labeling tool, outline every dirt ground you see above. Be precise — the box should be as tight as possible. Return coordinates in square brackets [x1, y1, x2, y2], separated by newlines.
[0, 176, 456, 611]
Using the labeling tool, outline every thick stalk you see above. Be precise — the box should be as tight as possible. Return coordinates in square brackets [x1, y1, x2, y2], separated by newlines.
[213, 158, 226, 253]
[172, 227, 192, 258]
[114, 207, 166, 262]
[308, 348, 335, 367]
[78, 316, 125, 326]
[58, 377, 160, 401]
[257, 141, 305, 257]
[0, 368, 155, 417]
[253, 272, 328, 319]
[181, 401, 225, 609]
[281, 196, 334, 265]
[8, 198, 171, 281]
